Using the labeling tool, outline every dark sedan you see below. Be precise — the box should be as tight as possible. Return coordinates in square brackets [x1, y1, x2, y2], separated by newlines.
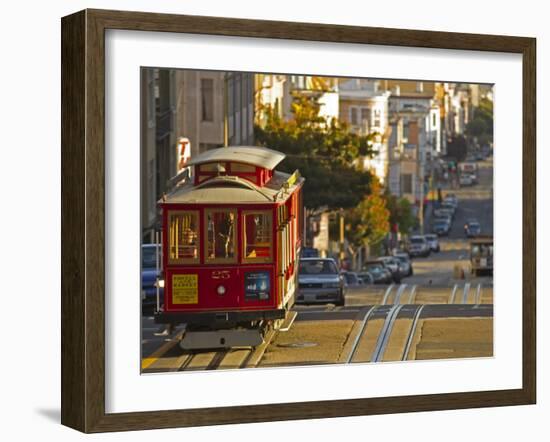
[361, 261, 393, 284]
[464, 220, 481, 238]
[142, 244, 163, 310]
[432, 219, 451, 236]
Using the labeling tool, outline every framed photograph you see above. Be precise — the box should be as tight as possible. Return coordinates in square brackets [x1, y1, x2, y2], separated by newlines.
[61, 9, 536, 433]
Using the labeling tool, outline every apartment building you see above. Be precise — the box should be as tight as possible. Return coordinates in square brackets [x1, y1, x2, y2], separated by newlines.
[338, 78, 391, 184]
[141, 69, 255, 241]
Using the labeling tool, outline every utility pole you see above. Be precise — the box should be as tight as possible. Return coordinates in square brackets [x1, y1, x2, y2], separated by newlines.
[339, 209, 345, 265]
[223, 73, 229, 147]
[417, 139, 424, 234]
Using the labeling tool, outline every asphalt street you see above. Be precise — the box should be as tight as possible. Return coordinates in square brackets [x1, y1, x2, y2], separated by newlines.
[404, 157, 493, 287]
[140, 157, 494, 370]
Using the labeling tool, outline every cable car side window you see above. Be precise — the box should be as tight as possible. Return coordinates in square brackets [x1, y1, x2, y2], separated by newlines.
[242, 210, 273, 263]
[231, 163, 256, 173]
[168, 210, 200, 264]
[205, 209, 237, 263]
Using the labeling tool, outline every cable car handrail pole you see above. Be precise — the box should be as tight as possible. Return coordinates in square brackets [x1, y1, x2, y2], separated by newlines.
[156, 230, 160, 313]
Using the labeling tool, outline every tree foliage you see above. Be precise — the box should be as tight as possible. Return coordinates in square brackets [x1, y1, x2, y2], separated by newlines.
[345, 178, 390, 247]
[466, 97, 493, 147]
[254, 93, 376, 210]
[384, 192, 417, 234]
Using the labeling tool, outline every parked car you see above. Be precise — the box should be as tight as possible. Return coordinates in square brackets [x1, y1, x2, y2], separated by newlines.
[393, 252, 413, 277]
[424, 234, 441, 252]
[407, 235, 431, 258]
[443, 194, 459, 209]
[436, 213, 453, 225]
[459, 174, 473, 187]
[433, 207, 454, 220]
[377, 256, 402, 283]
[297, 258, 346, 305]
[358, 273, 374, 285]
[360, 261, 393, 284]
[440, 201, 456, 217]
[342, 271, 364, 288]
[141, 244, 163, 309]
[432, 218, 451, 236]
[464, 220, 481, 238]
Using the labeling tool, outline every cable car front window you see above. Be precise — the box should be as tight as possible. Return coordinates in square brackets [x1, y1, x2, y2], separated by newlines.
[243, 211, 272, 263]
[205, 209, 237, 263]
[168, 211, 199, 264]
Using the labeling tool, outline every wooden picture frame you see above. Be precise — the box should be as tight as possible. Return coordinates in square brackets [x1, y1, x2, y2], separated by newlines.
[61, 9, 536, 433]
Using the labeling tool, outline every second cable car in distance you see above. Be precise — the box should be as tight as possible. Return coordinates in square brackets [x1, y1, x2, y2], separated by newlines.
[154, 146, 305, 349]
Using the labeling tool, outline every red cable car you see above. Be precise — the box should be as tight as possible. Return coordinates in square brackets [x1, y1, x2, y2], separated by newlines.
[154, 146, 305, 349]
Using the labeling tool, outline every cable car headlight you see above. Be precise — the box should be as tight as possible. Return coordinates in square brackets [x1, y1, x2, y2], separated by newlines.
[154, 279, 165, 288]
[217, 285, 226, 296]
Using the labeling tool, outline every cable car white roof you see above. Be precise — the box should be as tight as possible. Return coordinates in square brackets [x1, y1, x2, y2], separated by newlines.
[187, 146, 286, 170]
[163, 170, 304, 204]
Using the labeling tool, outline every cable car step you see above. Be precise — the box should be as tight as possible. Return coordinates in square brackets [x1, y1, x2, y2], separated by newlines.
[278, 311, 297, 332]
[180, 329, 264, 350]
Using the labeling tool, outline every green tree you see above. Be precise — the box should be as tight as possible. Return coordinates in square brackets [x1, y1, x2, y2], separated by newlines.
[254, 93, 376, 210]
[384, 192, 416, 234]
[345, 178, 390, 248]
[466, 97, 494, 147]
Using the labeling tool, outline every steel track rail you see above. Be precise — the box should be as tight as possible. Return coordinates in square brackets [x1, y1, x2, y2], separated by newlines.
[371, 304, 405, 362]
[401, 304, 426, 361]
[462, 282, 471, 304]
[393, 284, 407, 305]
[346, 305, 377, 363]
[239, 326, 277, 368]
[474, 283, 482, 306]
[381, 284, 395, 305]
[407, 285, 417, 304]
[449, 284, 458, 304]
[206, 350, 230, 370]
[176, 352, 196, 371]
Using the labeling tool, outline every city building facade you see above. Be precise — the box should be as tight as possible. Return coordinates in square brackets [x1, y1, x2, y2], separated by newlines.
[141, 69, 255, 241]
[338, 79, 391, 184]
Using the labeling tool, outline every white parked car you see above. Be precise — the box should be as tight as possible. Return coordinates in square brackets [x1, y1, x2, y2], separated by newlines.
[407, 235, 431, 258]
[424, 234, 441, 252]
[459, 174, 473, 187]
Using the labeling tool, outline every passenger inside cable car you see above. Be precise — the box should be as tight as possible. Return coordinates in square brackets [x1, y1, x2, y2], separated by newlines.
[207, 211, 235, 260]
[244, 212, 271, 259]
